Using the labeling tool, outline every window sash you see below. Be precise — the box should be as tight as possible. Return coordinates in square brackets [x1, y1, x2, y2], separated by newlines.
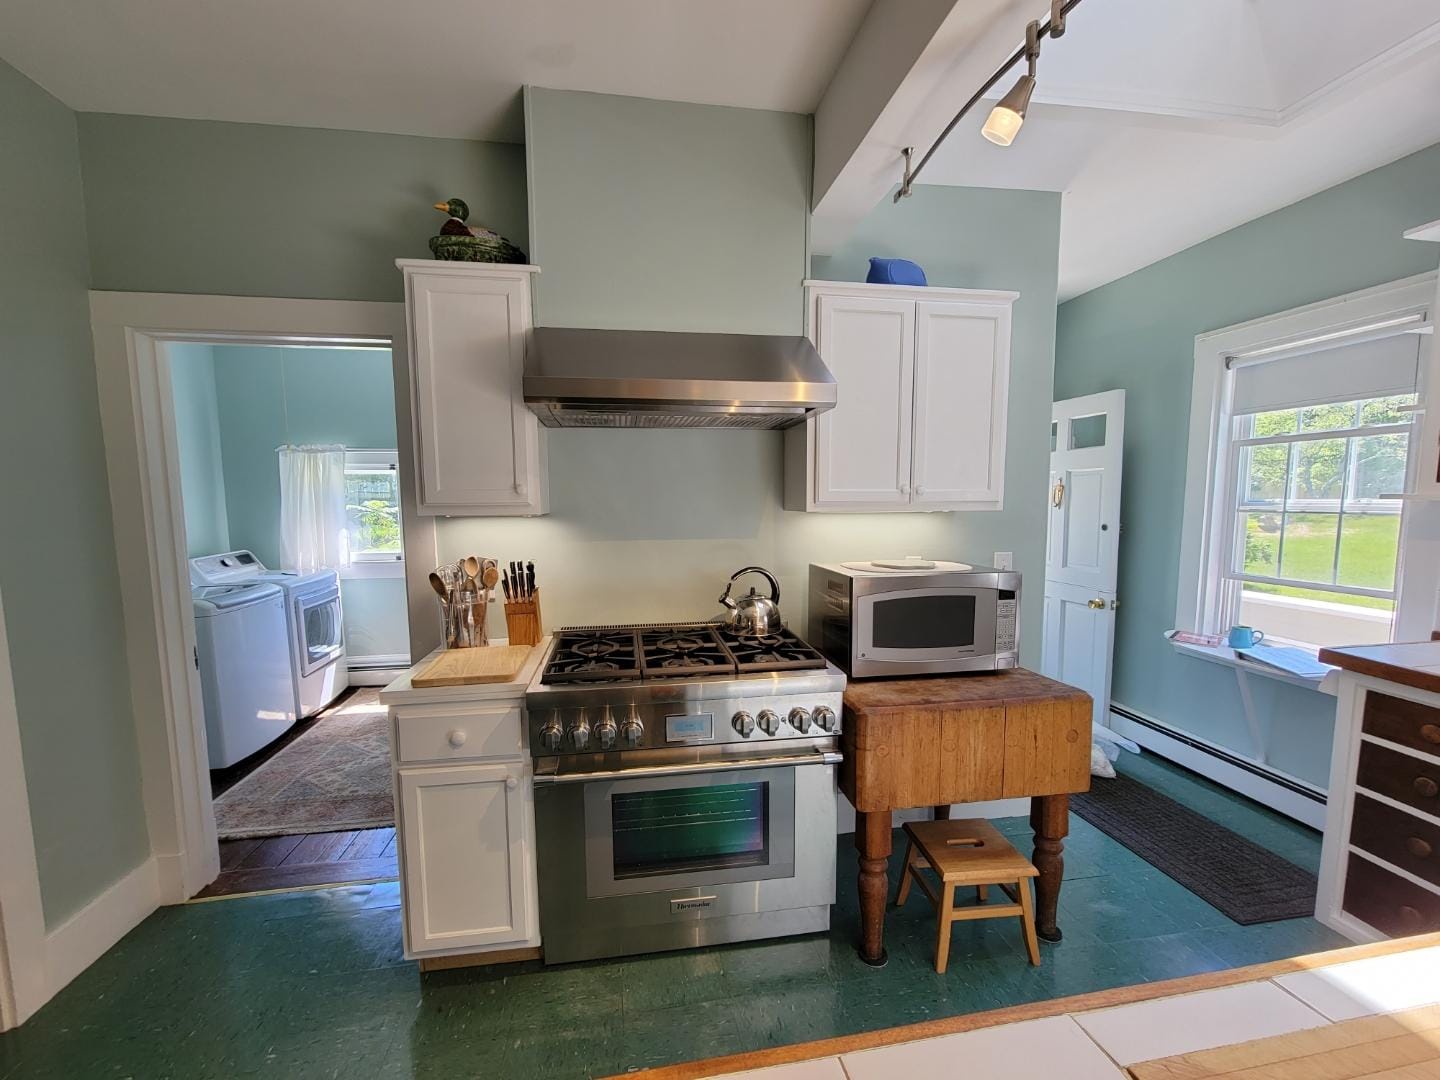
[344, 449, 402, 561]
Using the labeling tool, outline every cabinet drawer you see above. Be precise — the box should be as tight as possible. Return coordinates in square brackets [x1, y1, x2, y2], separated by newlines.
[1343, 853, 1440, 937]
[1356, 741, 1440, 819]
[1350, 793, 1440, 889]
[1362, 691, 1440, 760]
[393, 702, 524, 764]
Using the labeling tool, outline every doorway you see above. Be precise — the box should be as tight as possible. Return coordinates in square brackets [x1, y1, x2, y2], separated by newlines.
[89, 293, 438, 907]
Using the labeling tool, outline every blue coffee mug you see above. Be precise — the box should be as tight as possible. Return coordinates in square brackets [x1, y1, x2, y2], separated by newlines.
[1227, 626, 1265, 649]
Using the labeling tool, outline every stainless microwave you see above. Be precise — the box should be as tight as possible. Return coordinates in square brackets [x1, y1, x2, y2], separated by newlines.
[807, 562, 1020, 678]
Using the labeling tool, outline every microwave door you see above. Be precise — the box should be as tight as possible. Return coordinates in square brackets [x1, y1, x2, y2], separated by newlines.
[855, 588, 998, 664]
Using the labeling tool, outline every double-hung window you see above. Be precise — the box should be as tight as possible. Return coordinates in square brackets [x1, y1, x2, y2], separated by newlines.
[343, 449, 404, 574]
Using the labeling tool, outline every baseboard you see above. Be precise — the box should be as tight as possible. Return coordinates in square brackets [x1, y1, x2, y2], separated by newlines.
[42, 857, 160, 1002]
[1108, 703, 1327, 830]
[347, 666, 406, 687]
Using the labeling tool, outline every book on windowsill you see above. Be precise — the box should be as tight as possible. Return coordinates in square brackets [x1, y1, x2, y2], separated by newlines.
[1234, 645, 1336, 680]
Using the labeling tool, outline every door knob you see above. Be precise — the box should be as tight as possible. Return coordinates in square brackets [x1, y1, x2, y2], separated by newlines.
[1087, 598, 1105, 609]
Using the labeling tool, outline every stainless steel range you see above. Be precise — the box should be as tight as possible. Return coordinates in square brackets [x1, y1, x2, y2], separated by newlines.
[526, 622, 845, 964]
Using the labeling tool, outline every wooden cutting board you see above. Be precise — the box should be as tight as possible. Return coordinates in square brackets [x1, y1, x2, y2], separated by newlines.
[411, 645, 532, 687]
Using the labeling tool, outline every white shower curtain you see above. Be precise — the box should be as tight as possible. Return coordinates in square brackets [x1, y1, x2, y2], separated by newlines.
[277, 445, 349, 573]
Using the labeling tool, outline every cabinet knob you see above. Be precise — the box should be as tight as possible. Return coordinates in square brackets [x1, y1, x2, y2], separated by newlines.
[505, 775, 518, 790]
[1407, 836, 1434, 859]
[915, 484, 926, 496]
[899, 482, 911, 495]
[1422, 724, 1440, 745]
[1414, 776, 1439, 799]
[447, 729, 467, 748]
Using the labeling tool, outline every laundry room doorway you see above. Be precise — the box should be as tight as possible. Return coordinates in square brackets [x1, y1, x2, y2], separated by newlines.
[90, 293, 438, 905]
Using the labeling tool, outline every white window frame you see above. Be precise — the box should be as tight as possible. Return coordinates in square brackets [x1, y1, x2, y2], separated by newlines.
[343, 448, 405, 579]
[1176, 273, 1438, 649]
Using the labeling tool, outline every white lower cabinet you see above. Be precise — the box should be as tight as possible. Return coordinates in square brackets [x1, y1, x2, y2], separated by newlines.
[396, 760, 539, 956]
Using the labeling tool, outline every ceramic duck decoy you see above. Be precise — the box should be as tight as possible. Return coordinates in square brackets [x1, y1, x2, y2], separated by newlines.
[428, 198, 527, 264]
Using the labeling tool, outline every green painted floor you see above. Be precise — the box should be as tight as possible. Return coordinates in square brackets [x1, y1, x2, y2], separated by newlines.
[0, 754, 1348, 1079]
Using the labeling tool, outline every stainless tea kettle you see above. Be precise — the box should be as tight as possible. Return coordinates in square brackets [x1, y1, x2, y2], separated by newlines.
[718, 566, 784, 636]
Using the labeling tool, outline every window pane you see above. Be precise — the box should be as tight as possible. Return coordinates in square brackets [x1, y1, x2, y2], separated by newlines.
[1049, 422, 1057, 452]
[1279, 512, 1338, 584]
[1336, 513, 1400, 591]
[1347, 433, 1408, 503]
[1239, 513, 1280, 577]
[1359, 394, 1416, 427]
[1299, 400, 1359, 434]
[345, 469, 401, 553]
[1287, 438, 1346, 507]
[1069, 413, 1106, 449]
[1250, 408, 1298, 437]
[1239, 582, 1393, 650]
[1240, 444, 1288, 507]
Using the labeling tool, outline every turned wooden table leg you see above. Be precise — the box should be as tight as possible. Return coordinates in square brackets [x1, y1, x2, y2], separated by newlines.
[1030, 794, 1070, 943]
[856, 811, 893, 966]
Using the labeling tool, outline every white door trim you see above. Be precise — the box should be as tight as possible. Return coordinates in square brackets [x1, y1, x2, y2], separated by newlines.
[0, 585, 47, 1030]
[89, 291, 437, 905]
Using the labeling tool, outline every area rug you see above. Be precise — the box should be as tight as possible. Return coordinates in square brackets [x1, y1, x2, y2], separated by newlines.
[213, 688, 393, 839]
[1071, 772, 1317, 924]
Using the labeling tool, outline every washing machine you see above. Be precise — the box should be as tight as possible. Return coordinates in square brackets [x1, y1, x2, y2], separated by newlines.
[192, 582, 296, 769]
[191, 551, 350, 718]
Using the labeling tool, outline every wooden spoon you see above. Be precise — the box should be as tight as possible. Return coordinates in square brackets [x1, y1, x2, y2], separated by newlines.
[428, 571, 449, 598]
[481, 561, 500, 588]
[462, 555, 481, 582]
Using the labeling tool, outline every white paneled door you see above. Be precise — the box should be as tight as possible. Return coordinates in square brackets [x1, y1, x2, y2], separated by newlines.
[1042, 391, 1125, 728]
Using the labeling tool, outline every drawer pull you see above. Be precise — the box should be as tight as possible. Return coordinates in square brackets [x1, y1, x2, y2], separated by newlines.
[447, 729, 468, 749]
[505, 775, 518, 790]
[1407, 837, 1434, 859]
[1424, 724, 1440, 745]
[1414, 777, 1439, 799]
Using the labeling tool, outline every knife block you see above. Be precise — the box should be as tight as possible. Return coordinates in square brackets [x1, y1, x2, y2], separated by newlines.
[503, 588, 543, 647]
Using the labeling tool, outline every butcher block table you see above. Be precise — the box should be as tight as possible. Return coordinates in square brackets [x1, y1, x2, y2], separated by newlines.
[840, 668, 1092, 965]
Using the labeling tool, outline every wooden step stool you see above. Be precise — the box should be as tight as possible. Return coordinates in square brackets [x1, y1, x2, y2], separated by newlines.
[894, 818, 1041, 974]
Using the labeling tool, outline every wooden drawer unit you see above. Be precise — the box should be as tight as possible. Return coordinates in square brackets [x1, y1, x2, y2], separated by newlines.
[1350, 793, 1440, 889]
[393, 701, 524, 765]
[1357, 741, 1440, 818]
[1343, 853, 1440, 937]
[1362, 691, 1440, 758]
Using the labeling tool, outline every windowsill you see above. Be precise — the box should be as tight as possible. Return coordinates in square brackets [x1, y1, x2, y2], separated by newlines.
[339, 560, 405, 581]
[1166, 633, 1340, 696]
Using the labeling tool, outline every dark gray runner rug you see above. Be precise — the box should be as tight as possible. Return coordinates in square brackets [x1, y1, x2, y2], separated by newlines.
[1071, 773, 1317, 925]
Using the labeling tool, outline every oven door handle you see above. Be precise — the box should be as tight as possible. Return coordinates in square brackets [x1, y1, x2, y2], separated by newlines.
[532, 750, 842, 785]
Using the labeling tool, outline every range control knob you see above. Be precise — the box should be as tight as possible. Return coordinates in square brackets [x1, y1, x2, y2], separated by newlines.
[788, 707, 812, 734]
[732, 711, 756, 738]
[757, 709, 781, 736]
[567, 710, 592, 751]
[619, 709, 645, 748]
[595, 706, 619, 750]
[539, 713, 564, 753]
[814, 706, 838, 733]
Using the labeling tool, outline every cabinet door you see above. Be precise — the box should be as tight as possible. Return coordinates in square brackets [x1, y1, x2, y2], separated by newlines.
[397, 762, 536, 954]
[408, 269, 545, 514]
[812, 294, 915, 507]
[911, 300, 1012, 509]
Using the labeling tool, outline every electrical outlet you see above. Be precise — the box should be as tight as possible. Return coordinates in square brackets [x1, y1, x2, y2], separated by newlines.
[993, 551, 1014, 570]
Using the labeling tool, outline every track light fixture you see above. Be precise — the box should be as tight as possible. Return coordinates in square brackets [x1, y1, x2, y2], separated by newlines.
[896, 0, 1078, 201]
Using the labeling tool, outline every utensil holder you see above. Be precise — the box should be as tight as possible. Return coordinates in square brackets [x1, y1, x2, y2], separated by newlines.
[504, 588, 543, 647]
[440, 588, 491, 649]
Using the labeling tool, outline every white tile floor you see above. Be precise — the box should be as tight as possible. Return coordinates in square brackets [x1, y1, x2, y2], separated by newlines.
[717, 945, 1440, 1079]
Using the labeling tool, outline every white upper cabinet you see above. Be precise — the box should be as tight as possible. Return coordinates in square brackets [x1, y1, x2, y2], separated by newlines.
[785, 282, 1017, 513]
[397, 260, 547, 516]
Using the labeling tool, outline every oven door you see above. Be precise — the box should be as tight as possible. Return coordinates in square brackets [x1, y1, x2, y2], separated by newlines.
[855, 586, 998, 666]
[294, 586, 344, 676]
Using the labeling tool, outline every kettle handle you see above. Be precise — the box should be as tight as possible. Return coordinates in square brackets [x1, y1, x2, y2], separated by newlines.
[726, 566, 780, 605]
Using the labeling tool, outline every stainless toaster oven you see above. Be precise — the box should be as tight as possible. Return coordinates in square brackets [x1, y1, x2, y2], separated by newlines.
[808, 561, 1020, 678]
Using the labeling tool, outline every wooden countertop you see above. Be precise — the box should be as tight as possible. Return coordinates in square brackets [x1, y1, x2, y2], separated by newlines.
[843, 668, 1089, 715]
[1317, 640, 1440, 697]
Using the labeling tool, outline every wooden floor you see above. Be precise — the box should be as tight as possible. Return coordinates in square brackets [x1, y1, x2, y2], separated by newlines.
[195, 827, 398, 898]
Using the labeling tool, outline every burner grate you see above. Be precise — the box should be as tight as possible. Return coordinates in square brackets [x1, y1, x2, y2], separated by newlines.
[541, 622, 827, 684]
[639, 626, 732, 680]
[543, 628, 642, 683]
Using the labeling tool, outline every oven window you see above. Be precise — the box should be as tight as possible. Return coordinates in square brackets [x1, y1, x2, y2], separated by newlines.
[872, 595, 976, 649]
[611, 782, 769, 880]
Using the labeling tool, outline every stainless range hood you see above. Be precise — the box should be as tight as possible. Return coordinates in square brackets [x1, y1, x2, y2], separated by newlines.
[523, 327, 837, 430]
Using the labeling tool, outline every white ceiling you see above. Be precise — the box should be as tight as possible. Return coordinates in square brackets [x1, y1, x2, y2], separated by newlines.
[0, 0, 870, 142]
[912, 0, 1440, 297]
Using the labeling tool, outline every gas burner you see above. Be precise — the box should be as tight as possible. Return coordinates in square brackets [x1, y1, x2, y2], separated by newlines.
[655, 633, 707, 654]
[640, 625, 732, 679]
[542, 622, 828, 684]
[718, 626, 827, 674]
[573, 639, 620, 658]
[542, 629, 642, 684]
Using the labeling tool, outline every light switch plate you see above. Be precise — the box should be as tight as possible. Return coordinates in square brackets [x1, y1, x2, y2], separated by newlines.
[993, 551, 1014, 570]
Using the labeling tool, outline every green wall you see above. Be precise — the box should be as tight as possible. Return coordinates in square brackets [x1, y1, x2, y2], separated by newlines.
[77, 114, 528, 303]
[0, 59, 149, 927]
[1054, 142, 1440, 787]
[168, 344, 411, 662]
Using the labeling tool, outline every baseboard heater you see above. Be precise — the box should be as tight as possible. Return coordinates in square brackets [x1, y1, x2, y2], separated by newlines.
[1109, 703, 1326, 828]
